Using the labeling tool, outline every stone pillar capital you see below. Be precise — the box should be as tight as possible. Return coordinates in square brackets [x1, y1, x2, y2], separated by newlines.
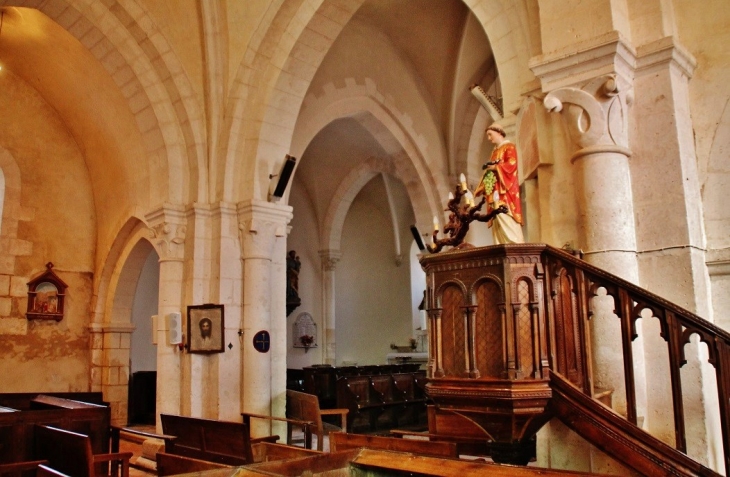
[319, 249, 342, 271]
[543, 75, 633, 160]
[530, 32, 637, 160]
[146, 203, 188, 261]
[237, 200, 293, 260]
[636, 36, 696, 79]
[529, 31, 636, 92]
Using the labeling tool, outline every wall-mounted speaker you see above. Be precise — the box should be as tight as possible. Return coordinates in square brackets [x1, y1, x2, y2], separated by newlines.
[269, 155, 297, 201]
[166, 312, 182, 345]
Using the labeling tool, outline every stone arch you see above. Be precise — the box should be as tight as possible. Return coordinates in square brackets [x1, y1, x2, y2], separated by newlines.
[0, 146, 32, 329]
[321, 158, 394, 253]
[0, 146, 25, 263]
[293, 84, 447, 235]
[1, 0, 204, 204]
[90, 216, 157, 424]
[224, 0, 539, 204]
[92, 217, 153, 326]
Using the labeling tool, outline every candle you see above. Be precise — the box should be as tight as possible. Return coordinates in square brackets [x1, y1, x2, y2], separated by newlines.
[460, 173, 467, 190]
[465, 191, 475, 207]
[448, 192, 454, 201]
[433, 216, 439, 231]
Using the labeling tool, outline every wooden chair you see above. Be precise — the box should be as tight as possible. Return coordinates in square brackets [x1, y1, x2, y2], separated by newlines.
[34, 425, 132, 477]
[286, 390, 348, 451]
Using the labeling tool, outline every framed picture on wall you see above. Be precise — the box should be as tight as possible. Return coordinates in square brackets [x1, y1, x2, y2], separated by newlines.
[187, 304, 224, 353]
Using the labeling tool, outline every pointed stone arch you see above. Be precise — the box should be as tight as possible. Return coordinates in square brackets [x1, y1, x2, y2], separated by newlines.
[0, 0, 204, 204]
[292, 82, 447, 234]
[90, 216, 158, 424]
[223, 0, 540, 210]
[0, 146, 32, 332]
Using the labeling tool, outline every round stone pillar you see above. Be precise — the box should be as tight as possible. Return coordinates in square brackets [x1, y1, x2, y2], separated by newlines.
[543, 75, 638, 282]
[319, 249, 341, 365]
[147, 205, 187, 432]
[238, 200, 292, 437]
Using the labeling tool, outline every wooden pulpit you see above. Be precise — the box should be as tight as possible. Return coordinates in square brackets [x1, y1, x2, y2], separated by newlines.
[420, 244, 552, 464]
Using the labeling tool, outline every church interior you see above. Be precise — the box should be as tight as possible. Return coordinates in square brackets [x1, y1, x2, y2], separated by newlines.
[1, 0, 730, 475]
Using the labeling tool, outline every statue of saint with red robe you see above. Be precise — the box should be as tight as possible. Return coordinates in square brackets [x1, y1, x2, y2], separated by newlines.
[474, 123, 524, 244]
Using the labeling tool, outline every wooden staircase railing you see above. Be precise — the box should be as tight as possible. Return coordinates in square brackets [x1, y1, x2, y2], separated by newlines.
[542, 244, 730, 473]
[419, 244, 728, 474]
[549, 371, 719, 476]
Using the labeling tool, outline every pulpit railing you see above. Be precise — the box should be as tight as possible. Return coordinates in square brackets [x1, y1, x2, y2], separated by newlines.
[542, 245, 730, 473]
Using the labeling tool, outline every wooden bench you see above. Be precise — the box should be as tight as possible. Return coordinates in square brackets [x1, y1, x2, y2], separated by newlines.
[0, 393, 105, 412]
[329, 432, 458, 458]
[336, 373, 427, 433]
[156, 442, 321, 476]
[302, 364, 422, 411]
[0, 460, 49, 477]
[159, 413, 279, 466]
[113, 413, 321, 474]
[0, 396, 111, 467]
[34, 425, 132, 477]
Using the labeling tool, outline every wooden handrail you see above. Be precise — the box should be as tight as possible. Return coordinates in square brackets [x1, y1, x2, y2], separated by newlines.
[541, 244, 730, 473]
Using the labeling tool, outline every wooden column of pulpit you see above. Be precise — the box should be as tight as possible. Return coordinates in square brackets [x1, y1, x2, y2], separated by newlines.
[420, 244, 552, 465]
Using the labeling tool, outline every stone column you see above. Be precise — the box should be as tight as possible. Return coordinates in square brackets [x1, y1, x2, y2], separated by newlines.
[89, 322, 134, 425]
[632, 38, 719, 468]
[146, 205, 187, 431]
[212, 202, 244, 422]
[541, 76, 638, 281]
[238, 200, 292, 437]
[531, 36, 647, 430]
[319, 249, 341, 365]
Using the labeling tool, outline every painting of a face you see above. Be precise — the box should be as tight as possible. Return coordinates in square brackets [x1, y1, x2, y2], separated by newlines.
[199, 318, 212, 338]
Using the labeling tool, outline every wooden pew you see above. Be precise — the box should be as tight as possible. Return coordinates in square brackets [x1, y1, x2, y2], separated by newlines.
[336, 372, 427, 433]
[158, 414, 278, 466]
[336, 376, 382, 432]
[157, 442, 321, 476]
[329, 432, 458, 458]
[34, 425, 132, 477]
[0, 460, 48, 477]
[0, 393, 105, 411]
[36, 465, 70, 477]
[0, 396, 111, 466]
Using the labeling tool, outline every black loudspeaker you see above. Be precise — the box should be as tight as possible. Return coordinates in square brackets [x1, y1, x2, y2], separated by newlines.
[410, 225, 426, 252]
[270, 155, 297, 201]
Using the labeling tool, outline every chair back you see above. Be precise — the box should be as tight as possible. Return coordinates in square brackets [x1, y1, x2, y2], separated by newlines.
[34, 425, 94, 477]
[286, 390, 323, 433]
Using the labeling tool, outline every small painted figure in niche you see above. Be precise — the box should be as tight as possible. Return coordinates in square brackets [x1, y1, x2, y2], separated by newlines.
[33, 282, 59, 313]
[474, 123, 524, 244]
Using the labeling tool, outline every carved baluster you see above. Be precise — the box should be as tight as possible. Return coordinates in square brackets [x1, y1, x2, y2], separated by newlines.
[576, 269, 593, 395]
[713, 338, 730, 473]
[618, 288, 638, 425]
[665, 311, 687, 452]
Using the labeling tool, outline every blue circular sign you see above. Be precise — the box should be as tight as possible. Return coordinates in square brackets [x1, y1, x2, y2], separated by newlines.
[253, 330, 271, 353]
